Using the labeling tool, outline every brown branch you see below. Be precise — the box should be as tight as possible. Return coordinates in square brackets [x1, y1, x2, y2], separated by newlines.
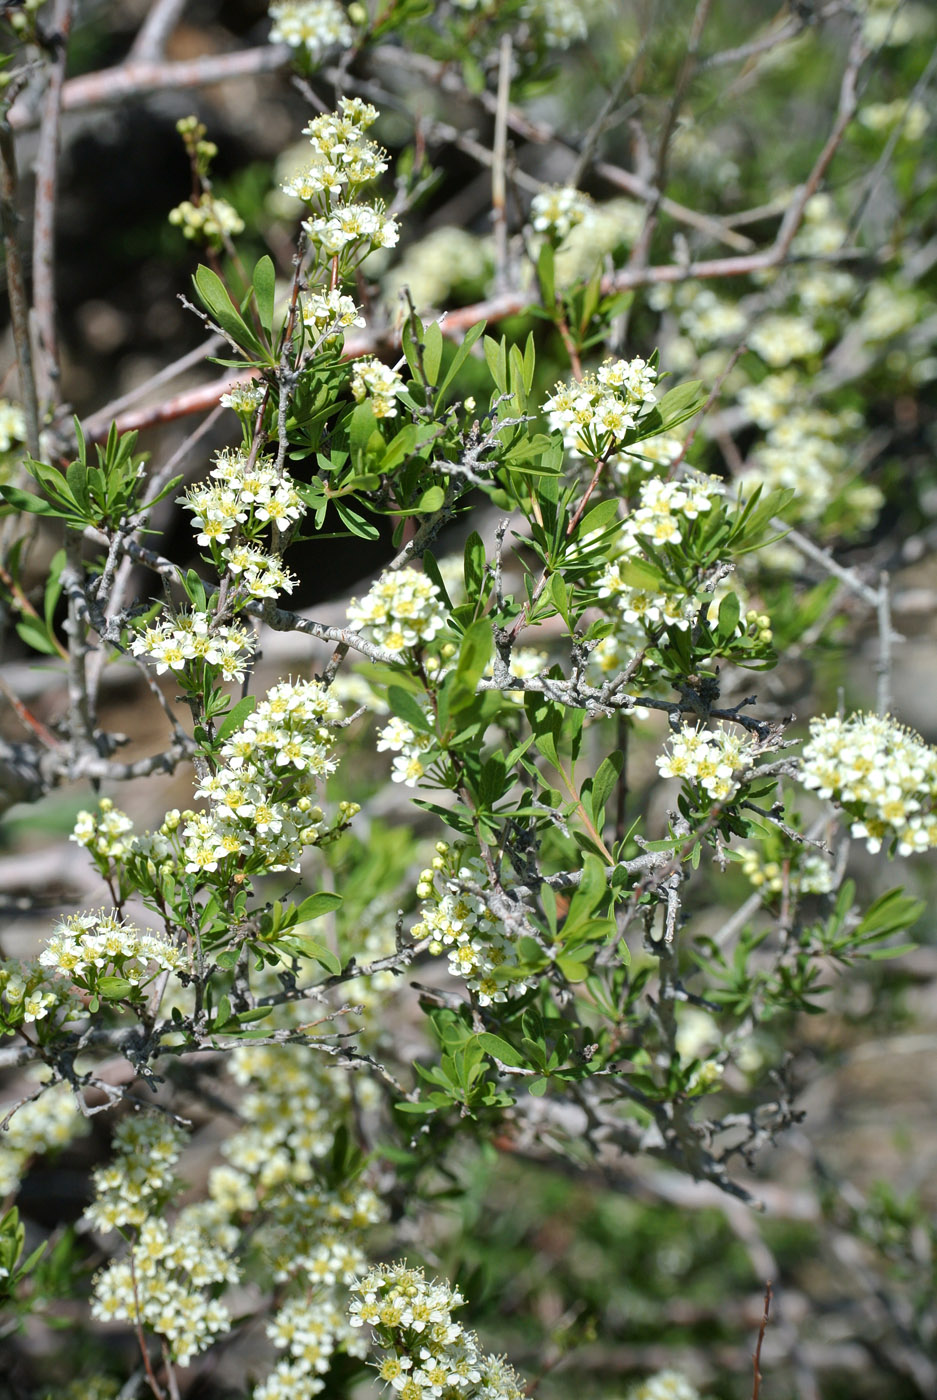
[80, 333, 224, 441]
[0, 115, 41, 458]
[752, 1282, 773, 1400]
[8, 44, 292, 130]
[31, 0, 72, 407]
[128, 0, 188, 62]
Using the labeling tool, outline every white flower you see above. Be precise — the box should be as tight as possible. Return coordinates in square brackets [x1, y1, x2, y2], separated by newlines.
[268, 0, 354, 64]
[347, 568, 446, 651]
[530, 185, 593, 240]
[800, 712, 937, 855]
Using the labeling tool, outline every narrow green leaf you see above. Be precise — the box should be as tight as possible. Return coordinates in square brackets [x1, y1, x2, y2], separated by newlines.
[423, 320, 444, 385]
[194, 264, 263, 357]
[448, 616, 493, 716]
[437, 319, 486, 402]
[215, 695, 256, 744]
[475, 1032, 525, 1068]
[295, 891, 343, 922]
[252, 254, 276, 337]
[388, 685, 433, 733]
[417, 484, 445, 513]
[591, 752, 623, 822]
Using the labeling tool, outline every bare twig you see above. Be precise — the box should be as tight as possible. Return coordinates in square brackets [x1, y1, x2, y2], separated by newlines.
[81, 333, 225, 442]
[752, 1282, 773, 1400]
[875, 571, 892, 716]
[128, 0, 188, 62]
[0, 116, 41, 458]
[8, 45, 292, 130]
[492, 34, 512, 294]
[31, 0, 73, 406]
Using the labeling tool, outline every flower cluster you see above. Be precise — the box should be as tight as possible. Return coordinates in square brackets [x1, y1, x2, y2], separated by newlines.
[552, 195, 644, 286]
[595, 474, 723, 635]
[87, 1115, 237, 1365]
[628, 1371, 700, 1400]
[412, 850, 530, 1006]
[378, 708, 437, 786]
[650, 281, 747, 349]
[747, 313, 824, 368]
[522, 0, 589, 46]
[181, 445, 306, 590]
[656, 724, 758, 802]
[530, 185, 593, 241]
[85, 1113, 187, 1232]
[349, 1263, 525, 1400]
[40, 910, 186, 992]
[302, 288, 366, 339]
[130, 609, 255, 681]
[168, 195, 244, 246]
[219, 1040, 384, 1399]
[0, 1077, 88, 1197]
[71, 796, 135, 862]
[257, 1293, 369, 1400]
[220, 380, 265, 416]
[800, 712, 937, 854]
[619, 472, 720, 552]
[183, 677, 355, 875]
[0, 960, 66, 1030]
[859, 98, 930, 140]
[92, 1216, 235, 1366]
[348, 567, 447, 653]
[543, 356, 658, 458]
[283, 99, 398, 266]
[0, 398, 26, 453]
[268, 0, 354, 63]
[738, 846, 835, 897]
[351, 356, 406, 418]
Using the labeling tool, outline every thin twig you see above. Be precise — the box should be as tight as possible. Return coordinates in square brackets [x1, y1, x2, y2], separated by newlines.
[128, 0, 188, 61]
[8, 45, 293, 130]
[752, 1281, 773, 1400]
[0, 116, 41, 458]
[81, 333, 225, 442]
[31, 0, 72, 406]
[875, 571, 892, 716]
[492, 34, 512, 294]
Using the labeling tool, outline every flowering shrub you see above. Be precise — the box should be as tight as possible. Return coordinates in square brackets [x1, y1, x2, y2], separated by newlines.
[1, 2, 936, 1398]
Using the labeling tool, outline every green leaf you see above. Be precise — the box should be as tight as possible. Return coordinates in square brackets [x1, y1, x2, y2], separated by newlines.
[484, 335, 508, 395]
[716, 591, 741, 644]
[0, 484, 59, 517]
[423, 320, 444, 385]
[97, 976, 135, 1000]
[295, 891, 344, 922]
[278, 934, 342, 976]
[644, 379, 704, 436]
[475, 1032, 525, 1068]
[15, 613, 60, 656]
[590, 751, 623, 822]
[536, 241, 556, 308]
[417, 484, 445, 513]
[214, 695, 256, 744]
[252, 254, 276, 337]
[463, 531, 486, 598]
[388, 685, 433, 733]
[437, 319, 486, 403]
[448, 616, 493, 716]
[193, 264, 264, 358]
[402, 311, 424, 382]
[556, 955, 590, 982]
[855, 889, 924, 942]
